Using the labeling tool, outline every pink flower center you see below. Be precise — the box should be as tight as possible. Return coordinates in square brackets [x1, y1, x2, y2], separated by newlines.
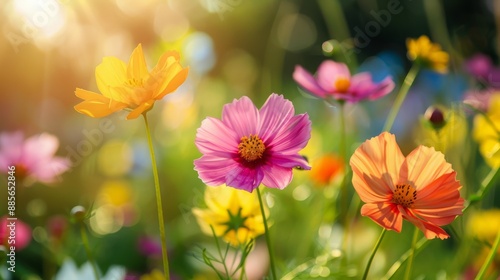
[238, 134, 266, 162]
[334, 77, 350, 93]
[392, 184, 417, 208]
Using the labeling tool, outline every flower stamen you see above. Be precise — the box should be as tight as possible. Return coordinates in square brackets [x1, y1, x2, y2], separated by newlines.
[334, 77, 351, 93]
[238, 135, 266, 162]
[392, 184, 417, 208]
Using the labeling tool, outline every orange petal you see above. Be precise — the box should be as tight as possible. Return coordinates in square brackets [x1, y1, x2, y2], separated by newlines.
[399, 206, 450, 239]
[361, 202, 402, 233]
[127, 44, 149, 79]
[402, 146, 454, 191]
[350, 132, 405, 203]
[413, 171, 463, 211]
[126, 100, 155, 120]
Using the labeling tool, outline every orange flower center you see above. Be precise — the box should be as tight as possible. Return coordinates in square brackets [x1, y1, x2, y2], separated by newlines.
[238, 134, 266, 162]
[334, 77, 350, 93]
[392, 184, 417, 208]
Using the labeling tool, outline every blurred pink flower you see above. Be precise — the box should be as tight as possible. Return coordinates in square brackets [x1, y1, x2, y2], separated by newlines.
[293, 60, 395, 102]
[464, 53, 493, 80]
[463, 88, 500, 112]
[194, 93, 311, 192]
[0, 216, 32, 250]
[0, 132, 70, 183]
[465, 53, 500, 87]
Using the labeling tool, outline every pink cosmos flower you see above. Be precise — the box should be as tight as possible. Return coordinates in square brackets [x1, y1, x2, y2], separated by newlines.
[0, 216, 32, 250]
[194, 93, 311, 192]
[293, 60, 395, 102]
[350, 132, 464, 239]
[0, 132, 71, 183]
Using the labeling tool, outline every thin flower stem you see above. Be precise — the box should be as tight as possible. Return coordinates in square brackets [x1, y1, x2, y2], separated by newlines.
[404, 227, 420, 280]
[80, 224, 100, 280]
[256, 187, 277, 280]
[475, 227, 500, 280]
[339, 103, 349, 225]
[381, 236, 428, 280]
[362, 228, 387, 280]
[466, 167, 500, 209]
[143, 113, 170, 280]
[383, 63, 420, 132]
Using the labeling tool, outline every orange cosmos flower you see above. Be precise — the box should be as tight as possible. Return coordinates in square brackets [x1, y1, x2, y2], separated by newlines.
[350, 132, 464, 239]
[75, 44, 189, 120]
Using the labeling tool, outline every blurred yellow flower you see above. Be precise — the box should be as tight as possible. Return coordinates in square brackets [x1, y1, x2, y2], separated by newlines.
[467, 209, 500, 243]
[75, 44, 189, 120]
[417, 106, 467, 153]
[406, 35, 449, 73]
[192, 186, 268, 247]
[140, 269, 165, 280]
[473, 95, 500, 167]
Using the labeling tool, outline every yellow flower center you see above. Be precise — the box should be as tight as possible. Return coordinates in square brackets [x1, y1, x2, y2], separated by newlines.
[238, 134, 266, 162]
[334, 77, 350, 93]
[392, 184, 417, 208]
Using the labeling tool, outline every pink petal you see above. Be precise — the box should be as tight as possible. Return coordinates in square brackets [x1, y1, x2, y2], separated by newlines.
[270, 153, 310, 170]
[0, 216, 31, 250]
[316, 60, 351, 92]
[260, 164, 293, 189]
[221, 96, 259, 137]
[31, 157, 71, 183]
[266, 114, 311, 154]
[194, 156, 239, 187]
[22, 133, 60, 170]
[0, 131, 24, 170]
[349, 73, 395, 102]
[350, 132, 405, 203]
[258, 94, 295, 141]
[293, 65, 327, 98]
[226, 165, 264, 192]
[361, 202, 403, 233]
[195, 117, 239, 155]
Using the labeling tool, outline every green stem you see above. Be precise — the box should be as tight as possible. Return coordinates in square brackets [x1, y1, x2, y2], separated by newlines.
[339, 103, 348, 226]
[383, 63, 420, 132]
[382, 236, 428, 280]
[143, 113, 170, 280]
[466, 168, 500, 209]
[362, 228, 387, 280]
[475, 227, 500, 280]
[80, 224, 100, 280]
[256, 187, 277, 280]
[404, 227, 420, 280]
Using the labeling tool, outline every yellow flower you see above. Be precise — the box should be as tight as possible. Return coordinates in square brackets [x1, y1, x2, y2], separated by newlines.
[416, 106, 467, 153]
[473, 95, 500, 167]
[406, 35, 449, 73]
[192, 185, 268, 247]
[467, 209, 500, 243]
[75, 44, 189, 120]
[140, 269, 165, 280]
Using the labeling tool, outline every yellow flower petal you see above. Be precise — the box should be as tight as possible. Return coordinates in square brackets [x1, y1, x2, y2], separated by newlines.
[95, 57, 127, 99]
[126, 100, 155, 120]
[127, 44, 149, 79]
